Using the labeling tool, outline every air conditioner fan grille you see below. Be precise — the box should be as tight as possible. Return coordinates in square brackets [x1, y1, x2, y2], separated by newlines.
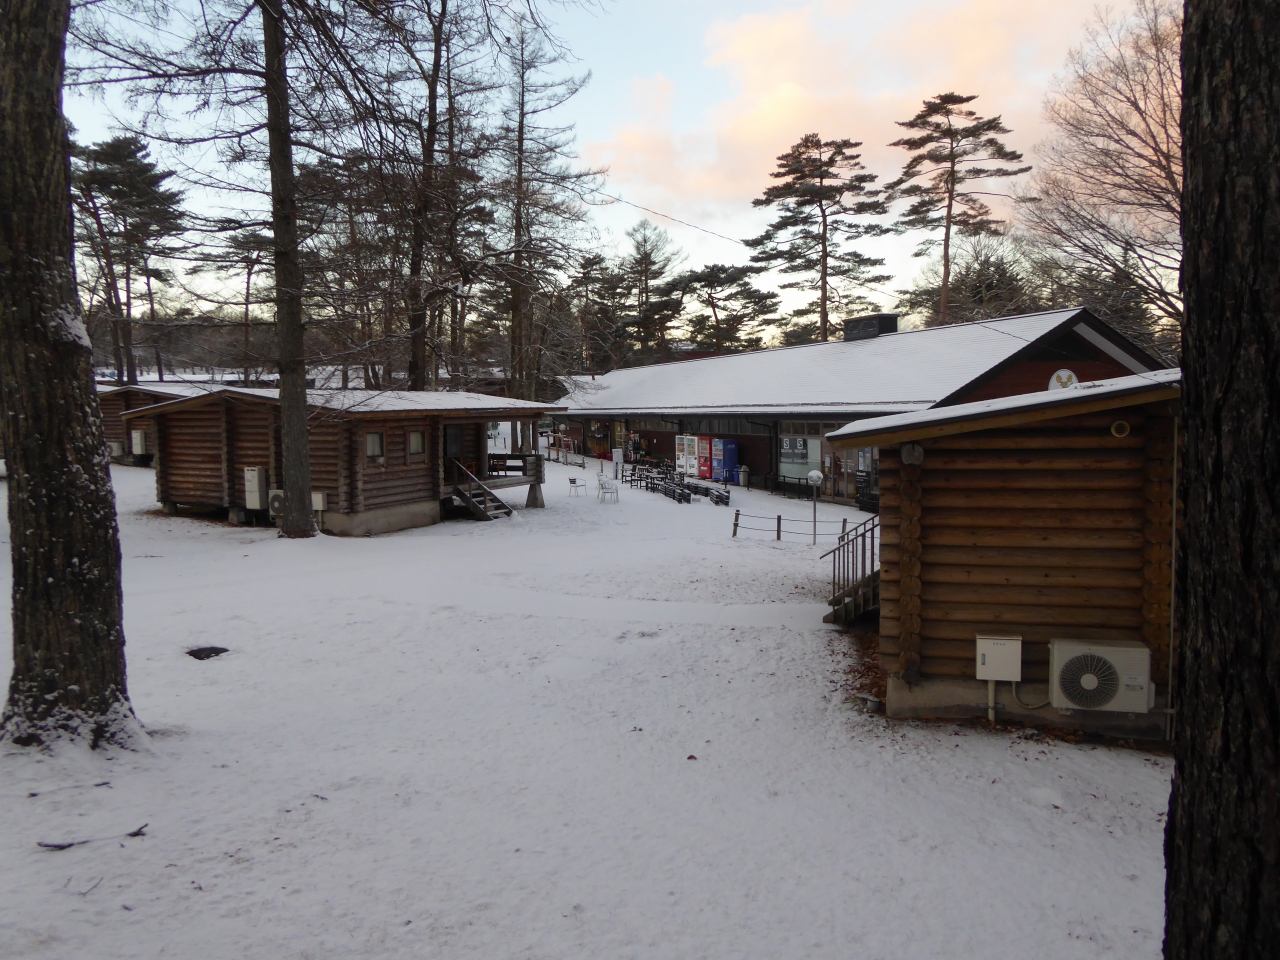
[1058, 653, 1120, 709]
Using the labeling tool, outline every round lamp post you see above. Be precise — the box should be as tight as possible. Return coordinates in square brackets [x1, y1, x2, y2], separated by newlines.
[807, 469, 824, 544]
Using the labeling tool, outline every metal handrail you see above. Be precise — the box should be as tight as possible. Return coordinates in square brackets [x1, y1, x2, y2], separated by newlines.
[820, 514, 880, 605]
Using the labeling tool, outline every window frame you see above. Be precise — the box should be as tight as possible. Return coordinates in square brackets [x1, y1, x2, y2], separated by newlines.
[365, 430, 385, 460]
[407, 429, 426, 457]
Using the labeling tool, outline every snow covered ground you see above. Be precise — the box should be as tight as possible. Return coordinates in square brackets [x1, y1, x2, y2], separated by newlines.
[0, 460, 1171, 959]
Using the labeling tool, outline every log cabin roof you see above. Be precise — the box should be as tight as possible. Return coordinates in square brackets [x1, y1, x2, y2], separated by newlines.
[121, 386, 566, 420]
[98, 382, 219, 399]
[825, 368, 1181, 447]
[559, 307, 1166, 419]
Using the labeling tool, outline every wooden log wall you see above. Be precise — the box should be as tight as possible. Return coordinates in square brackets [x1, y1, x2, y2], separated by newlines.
[156, 404, 227, 506]
[98, 393, 128, 447]
[307, 420, 347, 512]
[877, 404, 1173, 683]
[228, 403, 273, 506]
[356, 417, 437, 512]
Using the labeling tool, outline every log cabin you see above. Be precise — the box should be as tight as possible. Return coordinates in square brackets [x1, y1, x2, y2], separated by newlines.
[97, 383, 215, 462]
[123, 387, 565, 535]
[823, 369, 1181, 737]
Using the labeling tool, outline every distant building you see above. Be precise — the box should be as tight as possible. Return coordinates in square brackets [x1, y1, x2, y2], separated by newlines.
[555, 308, 1168, 505]
[124, 388, 564, 535]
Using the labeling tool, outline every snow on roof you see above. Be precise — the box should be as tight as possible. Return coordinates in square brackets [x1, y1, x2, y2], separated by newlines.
[825, 368, 1182, 444]
[124, 386, 564, 417]
[561, 309, 1089, 417]
[98, 382, 220, 398]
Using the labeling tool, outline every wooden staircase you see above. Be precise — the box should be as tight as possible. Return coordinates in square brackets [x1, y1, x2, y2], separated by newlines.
[820, 515, 880, 628]
[823, 569, 881, 626]
[452, 461, 513, 521]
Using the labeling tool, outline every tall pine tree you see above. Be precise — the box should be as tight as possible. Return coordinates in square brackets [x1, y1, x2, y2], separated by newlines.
[888, 93, 1030, 326]
[677, 263, 777, 353]
[746, 134, 887, 342]
[1, 0, 139, 749]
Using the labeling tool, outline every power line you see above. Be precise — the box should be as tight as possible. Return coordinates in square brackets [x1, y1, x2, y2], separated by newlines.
[589, 188, 912, 304]
[589, 189, 748, 246]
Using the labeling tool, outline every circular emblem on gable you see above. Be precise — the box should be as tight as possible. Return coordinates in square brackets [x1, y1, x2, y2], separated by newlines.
[1048, 368, 1079, 390]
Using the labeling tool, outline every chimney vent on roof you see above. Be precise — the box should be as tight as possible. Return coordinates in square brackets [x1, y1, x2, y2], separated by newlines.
[843, 313, 899, 342]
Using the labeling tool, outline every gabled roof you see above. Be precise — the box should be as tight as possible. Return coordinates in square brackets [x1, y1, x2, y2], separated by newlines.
[98, 382, 219, 399]
[825, 369, 1181, 447]
[560, 308, 1163, 419]
[121, 386, 565, 419]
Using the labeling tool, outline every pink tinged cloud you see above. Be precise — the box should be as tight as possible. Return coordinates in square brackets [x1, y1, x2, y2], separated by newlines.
[586, 0, 1101, 216]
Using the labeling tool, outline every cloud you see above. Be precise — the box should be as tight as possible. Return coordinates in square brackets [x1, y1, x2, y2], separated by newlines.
[585, 0, 1101, 227]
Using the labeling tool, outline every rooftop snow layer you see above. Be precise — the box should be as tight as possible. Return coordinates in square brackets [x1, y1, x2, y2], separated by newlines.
[98, 382, 221, 398]
[826, 368, 1182, 443]
[124, 386, 564, 417]
[561, 309, 1086, 416]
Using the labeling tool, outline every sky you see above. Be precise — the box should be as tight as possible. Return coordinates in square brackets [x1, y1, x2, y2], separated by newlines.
[64, 0, 1107, 311]
[544, 0, 1105, 304]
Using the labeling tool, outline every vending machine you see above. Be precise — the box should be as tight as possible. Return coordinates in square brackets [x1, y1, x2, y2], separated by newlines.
[712, 439, 739, 483]
[696, 436, 712, 479]
[675, 435, 693, 476]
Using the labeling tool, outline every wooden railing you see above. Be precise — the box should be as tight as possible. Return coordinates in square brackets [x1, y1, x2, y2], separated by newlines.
[450, 459, 512, 519]
[820, 514, 880, 617]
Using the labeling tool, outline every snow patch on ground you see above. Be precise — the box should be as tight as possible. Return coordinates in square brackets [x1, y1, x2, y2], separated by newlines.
[0, 462, 1171, 959]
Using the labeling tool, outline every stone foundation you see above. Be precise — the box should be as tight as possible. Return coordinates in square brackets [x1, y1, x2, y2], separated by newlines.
[319, 500, 441, 537]
[885, 676, 1169, 739]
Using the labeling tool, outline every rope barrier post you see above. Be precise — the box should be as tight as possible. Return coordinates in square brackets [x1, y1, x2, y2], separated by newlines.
[732, 509, 740, 537]
[776, 515, 782, 541]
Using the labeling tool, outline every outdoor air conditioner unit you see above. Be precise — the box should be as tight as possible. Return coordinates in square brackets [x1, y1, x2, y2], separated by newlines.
[1049, 639, 1154, 713]
[130, 429, 148, 455]
[267, 489, 286, 518]
[244, 467, 269, 511]
[108, 441, 126, 458]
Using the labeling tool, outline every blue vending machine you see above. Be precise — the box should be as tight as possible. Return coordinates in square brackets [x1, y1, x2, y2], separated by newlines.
[712, 439, 739, 483]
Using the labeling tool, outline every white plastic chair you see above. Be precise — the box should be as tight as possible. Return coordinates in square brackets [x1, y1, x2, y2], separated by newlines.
[569, 477, 585, 497]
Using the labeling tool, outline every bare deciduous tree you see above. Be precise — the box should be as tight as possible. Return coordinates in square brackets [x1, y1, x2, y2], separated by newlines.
[1020, 0, 1182, 335]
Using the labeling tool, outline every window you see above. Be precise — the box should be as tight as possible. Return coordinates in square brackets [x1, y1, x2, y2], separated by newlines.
[408, 430, 425, 456]
[365, 431, 384, 458]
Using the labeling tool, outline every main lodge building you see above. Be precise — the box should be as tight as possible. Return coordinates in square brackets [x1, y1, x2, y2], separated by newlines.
[555, 308, 1168, 505]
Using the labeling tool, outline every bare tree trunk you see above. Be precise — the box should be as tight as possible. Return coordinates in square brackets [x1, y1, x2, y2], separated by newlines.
[404, 1, 447, 391]
[1165, 2, 1280, 956]
[0, 0, 137, 748]
[940, 159, 956, 326]
[121, 232, 136, 383]
[818, 204, 829, 341]
[260, 0, 313, 538]
[145, 268, 163, 381]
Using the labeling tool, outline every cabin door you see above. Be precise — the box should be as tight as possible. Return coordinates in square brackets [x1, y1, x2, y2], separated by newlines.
[444, 424, 465, 481]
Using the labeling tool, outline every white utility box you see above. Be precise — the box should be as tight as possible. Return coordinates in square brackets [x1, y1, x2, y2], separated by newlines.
[311, 491, 328, 512]
[130, 429, 148, 455]
[244, 466, 268, 510]
[108, 441, 126, 458]
[975, 635, 1023, 682]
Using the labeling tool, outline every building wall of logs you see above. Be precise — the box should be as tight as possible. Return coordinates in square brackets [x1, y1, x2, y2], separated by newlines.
[137, 397, 521, 520]
[876, 400, 1177, 685]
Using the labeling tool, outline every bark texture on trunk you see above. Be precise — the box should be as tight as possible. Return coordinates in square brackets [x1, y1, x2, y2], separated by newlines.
[0, 0, 137, 748]
[260, 0, 313, 538]
[1166, 3, 1280, 957]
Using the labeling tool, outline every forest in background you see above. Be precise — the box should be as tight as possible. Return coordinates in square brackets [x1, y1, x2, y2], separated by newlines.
[68, 0, 1182, 396]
